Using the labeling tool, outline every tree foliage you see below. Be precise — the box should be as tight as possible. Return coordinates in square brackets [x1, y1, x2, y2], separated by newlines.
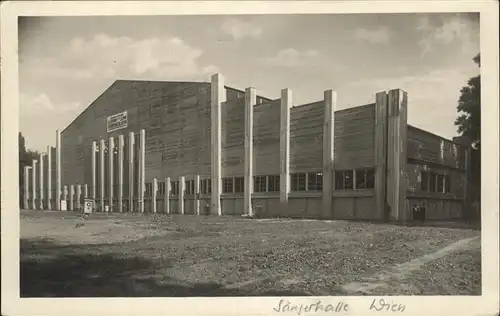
[455, 53, 481, 149]
[454, 53, 481, 213]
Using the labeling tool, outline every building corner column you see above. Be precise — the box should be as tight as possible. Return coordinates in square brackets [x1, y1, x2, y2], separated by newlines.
[152, 178, 158, 213]
[194, 175, 200, 215]
[47, 146, 52, 210]
[23, 166, 30, 209]
[244, 87, 256, 217]
[39, 153, 44, 210]
[118, 134, 124, 212]
[56, 129, 62, 210]
[91, 141, 96, 201]
[138, 129, 145, 213]
[322, 90, 336, 219]
[375, 91, 389, 221]
[32, 159, 37, 210]
[386, 89, 408, 222]
[128, 132, 135, 212]
[109, 136, 114, 212]
[211, 73, 224, 216]
[99, 139, 105, 212]
[179, 176, 185, 215]
[280, 88, 291, 208]
[165, 177, 171, 214]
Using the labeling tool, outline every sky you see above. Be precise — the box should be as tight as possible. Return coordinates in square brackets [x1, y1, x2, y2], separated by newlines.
[18, 13, 480, 152]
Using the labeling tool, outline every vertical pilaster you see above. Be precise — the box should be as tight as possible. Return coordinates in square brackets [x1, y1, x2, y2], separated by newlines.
[91, 141, 97, 200]
[63, 185, 68, 210]
[76, 184, 82, 211]
[386, 89, 408, 222]
[128, 132, 135, 212]
[47, 146, 52, 210]
[84, 184, 88, 199]
[23, 166, 29, 209]
[109, 136, 114, 212]
[139, 129, 145, 213]
[56, 129, 61, 211]
[211, 73, 224, 216]
[165, 177, 171, 214]
[280, 89, 291, 206]
[179, 176, 185, 215]
[375, 91, 389, 221]
[322, 90, 336, 219]
[39, 153, 44, 209]
[32, 160, 37, 210]
[69, 184, 74, 211]
[100, 139, 105, 211]
[152, 178, 157, 213]
[118, 134, 124, 213]
[244, 87, 256, 216]
[194, 175, 200, 215]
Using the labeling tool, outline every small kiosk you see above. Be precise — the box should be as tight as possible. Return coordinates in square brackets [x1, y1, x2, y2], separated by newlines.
[83, 199, 94, 216]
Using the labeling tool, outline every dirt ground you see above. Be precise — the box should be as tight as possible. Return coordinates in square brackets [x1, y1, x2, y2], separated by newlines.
[20, 210, 481, 297]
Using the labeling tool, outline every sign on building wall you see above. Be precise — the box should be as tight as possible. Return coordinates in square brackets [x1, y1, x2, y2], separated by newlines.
[107, 111, 128, 133]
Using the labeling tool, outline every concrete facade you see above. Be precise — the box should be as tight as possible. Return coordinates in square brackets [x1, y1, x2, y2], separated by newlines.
[24, 74, 470, 222]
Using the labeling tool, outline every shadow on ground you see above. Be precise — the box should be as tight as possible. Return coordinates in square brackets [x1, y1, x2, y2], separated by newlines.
[20, 239, 311, 297]
[340, 219, 481, 231]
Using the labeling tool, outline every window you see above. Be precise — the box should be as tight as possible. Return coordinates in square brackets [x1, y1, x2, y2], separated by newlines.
[429, 172, 437, 192]
[254, 176, 267, 193]
[335, 170, 354, 190]
[185, 180, 195, 195]
[420, 171, 429, 191]
[171, 181, 179, 195]
[355, 168, 375, 189]
[145, 182, 153, 197]
[444, 174, 451, 193]
[222, 178, 234, 193]
[267, 175, 280, 192]
[291, 173, 307, 191]
[200, 179, 207, 194]
[158, 181, 166, 195]
[234, 177, 244, 193]
[437, 174, 445, 193]
[200, 179, 212, 195]
[307, 172, 323, 191]
[203, 179, 212, 194]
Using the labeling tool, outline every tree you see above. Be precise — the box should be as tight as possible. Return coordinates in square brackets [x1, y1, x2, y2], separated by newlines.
[454, 53, 480, 220]
[455, 53, 480, 149]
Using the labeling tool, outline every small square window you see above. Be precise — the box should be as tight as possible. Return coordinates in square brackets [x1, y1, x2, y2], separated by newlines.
[267, 175, 280, 192]
[234, 177, 244, 193]
[355, 168, 375, 189]
[335, 170, 354, 190]
[254, 176, 267, 193]
[171, 181, 180, 195]
[158, 182, 166, 195]
[185, 180, 195, 195]
[307, 172, 323, 191]
[222, 178, 234, 194]
[291, 173, 306, 191]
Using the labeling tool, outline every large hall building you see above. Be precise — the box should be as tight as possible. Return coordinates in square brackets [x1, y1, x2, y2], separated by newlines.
[23, 74, 471, 221]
